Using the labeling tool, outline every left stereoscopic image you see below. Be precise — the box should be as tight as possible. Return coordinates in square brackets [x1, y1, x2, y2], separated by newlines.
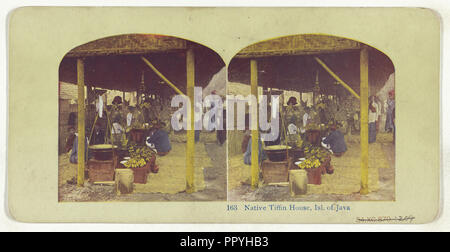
[58, 34, 227, 202]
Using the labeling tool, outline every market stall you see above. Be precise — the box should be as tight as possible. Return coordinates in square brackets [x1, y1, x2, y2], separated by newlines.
[227, 34, 395, 195]
[59, 34, 225, 193]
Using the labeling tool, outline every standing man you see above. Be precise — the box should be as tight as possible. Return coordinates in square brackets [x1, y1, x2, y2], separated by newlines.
[375, 96, 382, 132]
[369, 95, 379, 143]
[385, 90, 395, 133]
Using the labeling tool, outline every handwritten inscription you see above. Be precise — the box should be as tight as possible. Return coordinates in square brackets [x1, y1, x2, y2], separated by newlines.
[356, 215, 415, 223]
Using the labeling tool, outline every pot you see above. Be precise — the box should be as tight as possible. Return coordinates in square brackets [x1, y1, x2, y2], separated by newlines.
[89, 144, 118, 161]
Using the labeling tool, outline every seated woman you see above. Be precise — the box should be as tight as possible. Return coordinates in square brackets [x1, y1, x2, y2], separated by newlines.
[69, 132, 90, 163]
[322, 124, 347, 157]
[243, 136, 267, 165]
[145, 120, 171, 156]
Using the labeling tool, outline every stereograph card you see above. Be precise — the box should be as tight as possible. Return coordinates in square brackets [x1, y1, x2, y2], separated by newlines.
[7, 7, 440, 223]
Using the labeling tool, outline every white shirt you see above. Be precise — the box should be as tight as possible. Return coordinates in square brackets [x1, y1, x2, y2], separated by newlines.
[112, 123, 124, 134]
[369, 102, 378, 123]
[96, 96, 104, 118]
[303, 113, 310, 127]
[288, 123, 297, 135]
[127, 112, 133, 127]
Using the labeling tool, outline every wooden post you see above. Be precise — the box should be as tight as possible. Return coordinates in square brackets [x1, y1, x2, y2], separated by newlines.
[77, 58, 86, 187]
[360, 46, 369, 195]
[250, 59, 259, 189]
[186, 48, 196, 193]
[86, 85, 91, 128]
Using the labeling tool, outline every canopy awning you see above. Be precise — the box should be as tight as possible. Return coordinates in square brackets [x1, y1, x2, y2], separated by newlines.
[59, 34, 225, 94]
[228, 35, 394, 96]
[235, 34, 361, 58]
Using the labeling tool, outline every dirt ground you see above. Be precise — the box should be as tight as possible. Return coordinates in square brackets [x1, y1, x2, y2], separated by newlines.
[58, 139, 227, 202]
[58, 131, 395, 202]
[228, 132, 396, 202]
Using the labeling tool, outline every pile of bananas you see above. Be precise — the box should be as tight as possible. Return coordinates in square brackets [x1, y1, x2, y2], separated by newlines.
[304, 145, 329, 163]
[129, 144, 155, 161]
[298, 144, 330, 170]
[123, 157, 147, 168]
[123, 144, 156, 168]
[297, 158, 322, 169]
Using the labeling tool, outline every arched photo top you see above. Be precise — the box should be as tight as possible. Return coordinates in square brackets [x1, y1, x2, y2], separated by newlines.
[59, 33, 226, 95]
[228, 34, 394, 98]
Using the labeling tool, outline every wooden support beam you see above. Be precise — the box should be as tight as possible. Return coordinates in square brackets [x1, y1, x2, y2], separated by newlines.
[360, 46, 369, 195]
[314, 56, 361, 100]
[250, 59, 259, 189]
[185, 48, 196, 193]
[141, 56, 185, 96]
[77, 58, 86, 187]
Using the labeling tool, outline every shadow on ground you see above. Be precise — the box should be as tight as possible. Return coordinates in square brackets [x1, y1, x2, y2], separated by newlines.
[58, 142, 227, 202]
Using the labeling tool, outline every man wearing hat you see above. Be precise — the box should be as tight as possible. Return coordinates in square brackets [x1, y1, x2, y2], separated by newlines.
[145, 119, 171, 156]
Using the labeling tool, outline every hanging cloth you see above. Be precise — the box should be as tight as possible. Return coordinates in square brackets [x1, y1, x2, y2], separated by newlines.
[96, 95, 104, 118]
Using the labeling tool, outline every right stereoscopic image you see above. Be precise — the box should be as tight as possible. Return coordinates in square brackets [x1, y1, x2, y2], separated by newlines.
[227, 34, 395, 201]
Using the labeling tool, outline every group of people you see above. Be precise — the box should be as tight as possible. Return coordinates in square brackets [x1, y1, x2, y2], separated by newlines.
[110, 96, 172, 155]
[369, 90, 395, 143]
[284, 96, 348, 155]
[66, 95, 172, 165]
[237, 90, 397, 166]
[241, 96, 348, 165]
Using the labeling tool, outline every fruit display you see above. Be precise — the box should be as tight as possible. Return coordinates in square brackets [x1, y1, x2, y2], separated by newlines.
[297, 157, 322, 169]
[297, 143, 330, 170]
[123, 144, 156, 168]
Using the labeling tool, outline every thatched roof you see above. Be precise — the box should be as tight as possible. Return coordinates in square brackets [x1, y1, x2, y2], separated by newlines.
[228, 34, 394, 96]
[59, 34, 225, 93]
[235, 34, 361, 58]
[65, 34, 187, 57]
